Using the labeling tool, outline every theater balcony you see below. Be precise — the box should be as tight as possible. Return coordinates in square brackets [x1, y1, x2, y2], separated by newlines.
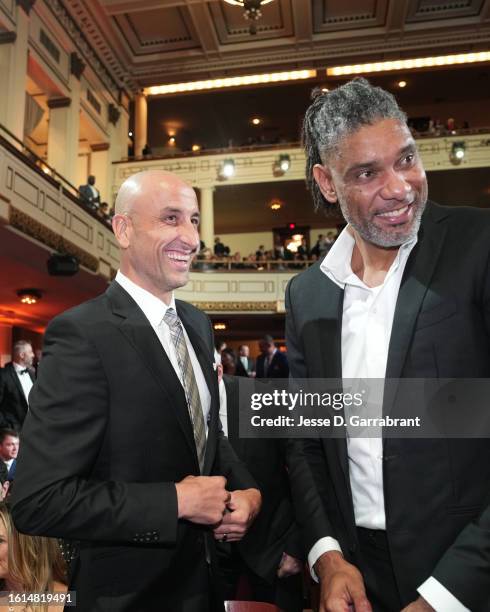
[0, 125, 119, 333]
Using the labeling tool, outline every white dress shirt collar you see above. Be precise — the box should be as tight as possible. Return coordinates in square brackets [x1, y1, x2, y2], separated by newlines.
[115, 271, 176, 327]
[320, 225, 417, 290]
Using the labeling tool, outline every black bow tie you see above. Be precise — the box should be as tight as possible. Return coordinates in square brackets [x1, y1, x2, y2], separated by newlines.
[19, 369, 29, 375]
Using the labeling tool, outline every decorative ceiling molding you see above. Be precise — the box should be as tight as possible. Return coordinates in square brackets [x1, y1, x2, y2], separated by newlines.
[59, 0, 490, 88]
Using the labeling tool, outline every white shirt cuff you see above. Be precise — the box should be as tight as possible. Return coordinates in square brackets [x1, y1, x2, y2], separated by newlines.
[418, 576, 470, 612]
[308, 537, 343, 582]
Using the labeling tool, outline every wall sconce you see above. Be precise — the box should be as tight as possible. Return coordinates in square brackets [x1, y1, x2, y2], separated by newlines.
[17, 289, 42, 305]
[273, 154, 291, 176]
[218, 159, 236, 180]
[450, 142, 466, 165]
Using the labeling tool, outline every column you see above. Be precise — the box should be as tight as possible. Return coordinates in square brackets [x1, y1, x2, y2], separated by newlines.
[199, 186, 215, 251]
[47, 97, 72, 176]
[0, 2, 31, 142]
[134, 92, 147, 158]
[90, 143, 110, 203]
[46, 53, 85, 185]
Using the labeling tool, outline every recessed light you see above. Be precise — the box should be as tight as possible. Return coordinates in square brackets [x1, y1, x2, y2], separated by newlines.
[251, 117, 261, 125]
[398, 80, 407, 88]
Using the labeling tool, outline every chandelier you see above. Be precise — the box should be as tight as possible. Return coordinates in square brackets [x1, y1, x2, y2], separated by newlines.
[223, 0, 275, 35]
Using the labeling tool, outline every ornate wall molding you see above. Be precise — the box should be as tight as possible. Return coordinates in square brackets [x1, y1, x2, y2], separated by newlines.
[189, 301, 279, 312]
[9, 205, 99, 272]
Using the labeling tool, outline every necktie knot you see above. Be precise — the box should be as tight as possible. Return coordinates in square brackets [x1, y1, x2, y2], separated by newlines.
[163, 307, 180, 329]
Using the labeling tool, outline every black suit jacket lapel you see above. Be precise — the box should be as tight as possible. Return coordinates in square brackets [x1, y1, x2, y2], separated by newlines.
[384, 204, 448, 419]
[177, 303, 220, 476]
[107, 283, 198, 465]
[309, 274, 350, 487]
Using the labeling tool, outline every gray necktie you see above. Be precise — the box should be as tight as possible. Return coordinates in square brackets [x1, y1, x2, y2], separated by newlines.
[163, 308, 206, 471]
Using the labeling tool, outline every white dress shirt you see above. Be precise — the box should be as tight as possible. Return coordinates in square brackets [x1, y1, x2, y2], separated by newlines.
[13, 362, 33, 403]
[308, 228, 468, 611]
[115, 271, 211, 433]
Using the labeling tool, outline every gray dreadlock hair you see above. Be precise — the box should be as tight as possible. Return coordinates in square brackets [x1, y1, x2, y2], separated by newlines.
[302, 77, 407, 212]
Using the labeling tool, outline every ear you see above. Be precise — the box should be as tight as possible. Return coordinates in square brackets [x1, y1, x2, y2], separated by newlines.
[312, 164, 338, 204]
[112, 214, 131, 249]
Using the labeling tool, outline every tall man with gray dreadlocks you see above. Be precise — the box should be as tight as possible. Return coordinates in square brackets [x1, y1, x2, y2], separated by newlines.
[286, 78, 490, 611]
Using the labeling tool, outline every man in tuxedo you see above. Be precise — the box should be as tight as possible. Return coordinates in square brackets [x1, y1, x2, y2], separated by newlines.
[286, 78, 490, 611]
[255, 336, 289, 379]
[11, 170, 261, 612]
[0, 340, 35, 430]
[79, 174, 101, 210]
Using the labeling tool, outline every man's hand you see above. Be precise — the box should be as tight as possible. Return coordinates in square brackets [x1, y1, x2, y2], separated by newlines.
[401, 597, 434, 612]
[175, 475, 230, 525]
[277, 552, 303, 578]
[316, 551, 372, 612]
[213, 488, 261, 542]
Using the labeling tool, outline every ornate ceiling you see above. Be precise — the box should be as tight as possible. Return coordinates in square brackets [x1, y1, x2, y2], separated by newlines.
[62, 0, 490, 91]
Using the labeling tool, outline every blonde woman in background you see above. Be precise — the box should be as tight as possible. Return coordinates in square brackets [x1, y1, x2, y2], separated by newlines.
[0, 503, 67, 612]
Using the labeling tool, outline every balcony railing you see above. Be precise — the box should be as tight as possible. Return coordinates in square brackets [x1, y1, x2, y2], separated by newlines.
[191, 258, 317, 272]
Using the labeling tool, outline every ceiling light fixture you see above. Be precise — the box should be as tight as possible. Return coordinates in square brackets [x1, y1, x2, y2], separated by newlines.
[218, 159, 236, 180]
[327, 51, 490, 77]
[251, 117, 261, 125]
[273, 154, 291, 176]
[168, 136, 176, 145]
[269, 200, 282, 211]
[223, 0, 275, 35]
[145, 70, 316, 96]
[398, 80, 407, 88]
[213, 322, 227, 331]
[17, 288, 42, 305]
[450, 141, 466, 165]
[192, 144, 201, 152]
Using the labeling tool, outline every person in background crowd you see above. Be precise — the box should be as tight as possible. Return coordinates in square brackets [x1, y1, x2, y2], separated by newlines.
[238, 345, 255, 377]
[287, 77, 490, 612]
[297, 238, 309, 260]
[214, 237, 227, 257]
[0, 502, 67, 611]
[255, 336, 289, 379]
[0, 341, 35, 431]
[0, 430, 18, 482]
[11, 170, 261, 612]
[78, 175, 100, 210]
[216, 361, 304, 612]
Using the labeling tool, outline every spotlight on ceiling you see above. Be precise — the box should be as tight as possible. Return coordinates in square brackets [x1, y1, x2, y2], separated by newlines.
[450, 141, 466, 165]
[273, 154, 291, 176]
[218, 159, 236, 180]
[269, 199, 282, 211]
[213, 322, 227, 331]
[17, 288, 42, 305]
[251, 117, 261, 125]
[397, 80, 407, 88]
[223, 0, 275, 35]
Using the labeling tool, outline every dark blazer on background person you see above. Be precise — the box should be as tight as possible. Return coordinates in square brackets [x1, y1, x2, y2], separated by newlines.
[286, 202, 490, 611]
[221, 375, 303, 610]
[255, 351, 289, 379]
[234, 359, 250, 378]
[11, 281, 256, 612]
[0, 362, 33, 430]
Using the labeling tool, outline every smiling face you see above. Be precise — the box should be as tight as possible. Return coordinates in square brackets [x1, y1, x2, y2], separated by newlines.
[313, 118, 428, 248]
[113, 173, 200, 303]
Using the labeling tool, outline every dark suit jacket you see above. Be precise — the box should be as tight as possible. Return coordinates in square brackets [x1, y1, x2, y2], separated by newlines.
[223, 375, 302, 584]
[0, 362, 33, 430]
[255, 351, 289, 379]
[78, 184, 100, 207]
[11, 282, 256, 612]
[286, 202, 490, 610]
